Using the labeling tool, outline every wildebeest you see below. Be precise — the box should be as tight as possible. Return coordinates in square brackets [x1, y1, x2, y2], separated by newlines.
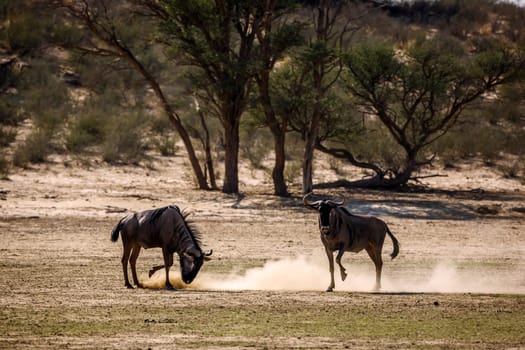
[110, 205, 212, 290]
[303, 193, 399, 291]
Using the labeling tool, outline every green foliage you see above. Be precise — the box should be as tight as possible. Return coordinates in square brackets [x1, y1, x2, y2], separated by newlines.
[431, 117, 525, 168]
[0, 126, 16, 147]
[284, 160, 301, 184]
[283, 133, 304, 184]
[12, 128, 54, 167]
[20, 60, 70, 127]
[4, 12, 46, 52]
[268, 22, 305, 57]
[0, 1, 49, 53]
[0, 98, 21, 127]
[153, 135, 178, 157]
[498, 158, 525, 180]
[240, 119, 272, 170]
[350, 121, 406, 173]
[66, 97, 166, 162]
[340, 33, 525, 182]
[0, 152, 8, 178]
[0, 100, 19, 148]
[1, 0, 523, 189]
[66, 113, 107, 153]
[102, 112, 148, 164]
[9, 61, 70, 168]
[345, 42, 401, 89]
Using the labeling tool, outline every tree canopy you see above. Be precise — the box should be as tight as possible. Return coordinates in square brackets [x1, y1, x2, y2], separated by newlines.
[2, 0, 524, 192]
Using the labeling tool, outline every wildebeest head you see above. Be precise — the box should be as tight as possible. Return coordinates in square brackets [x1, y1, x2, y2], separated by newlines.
[172, 206, 213, 284]
[180, 248, 213, 284]
[303, 193, 345, 235]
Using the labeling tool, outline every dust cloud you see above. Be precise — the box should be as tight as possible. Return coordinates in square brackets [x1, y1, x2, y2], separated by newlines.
[175, 256, 524, 294]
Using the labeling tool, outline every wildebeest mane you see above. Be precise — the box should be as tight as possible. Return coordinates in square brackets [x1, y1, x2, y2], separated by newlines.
[142, 205, 203, 250]
[176, 208, 203, 250]
[142, 205, 175, 225]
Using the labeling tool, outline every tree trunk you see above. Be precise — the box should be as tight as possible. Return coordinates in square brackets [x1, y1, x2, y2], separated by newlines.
[222, 120, 240, 194]
[198, 109, 218, 190]
[171, 116, 210, 190]
[272, 128, 289, 196]
[302, 100, 323, 194]
[61, 4, 210, 190]
[315, 155, 417, 189]
[116, 39, 210, 190]
[302, 0, 328, 195]
[256, 69, 289, 197]
[302, 128, 317, 194]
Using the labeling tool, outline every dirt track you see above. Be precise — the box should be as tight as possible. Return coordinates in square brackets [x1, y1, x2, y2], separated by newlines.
[1, 156, 525, 348]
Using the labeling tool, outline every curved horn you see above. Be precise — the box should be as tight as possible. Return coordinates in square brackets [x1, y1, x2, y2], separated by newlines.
[186, 247, 201, 258]
[303, 192, 322, 209]
[330, 193, 346, 206]
[205, 249, 213, 256]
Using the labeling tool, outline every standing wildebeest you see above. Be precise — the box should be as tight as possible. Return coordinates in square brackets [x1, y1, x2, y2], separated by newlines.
[110, 205, 212, 290]
[303, 193, 399, 291]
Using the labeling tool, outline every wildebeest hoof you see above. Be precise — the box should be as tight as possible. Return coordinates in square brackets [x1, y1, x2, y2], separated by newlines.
[341, 272, 347, 281]
[326, 287, 334, 292]
[166, 284, 177, 291]
[125, 284, 134, 289]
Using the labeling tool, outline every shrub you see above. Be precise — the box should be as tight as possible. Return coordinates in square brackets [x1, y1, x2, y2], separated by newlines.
[0, 99, 23, 127]
[102, 112, 147, 164]
[0, 126, 17, 147]
[0, 153, 9, 179]
[153, 135, 177, 156]
[498, 161, 522, 179]
[240, 123, 272, 170]
[66, 113, 106, 152]
[284, 160, 302, 185]
[13, 129, 53, 167]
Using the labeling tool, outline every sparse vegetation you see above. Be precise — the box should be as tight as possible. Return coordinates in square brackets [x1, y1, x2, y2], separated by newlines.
[0, 0, 523, 189]
[66, 113, 106, 153]
[0, 153, 8, 178]
[240, 122, 272, 170]
[12, 128, 54, 167]
[101, 112, 148, 164]
[153, 135, 177, 157]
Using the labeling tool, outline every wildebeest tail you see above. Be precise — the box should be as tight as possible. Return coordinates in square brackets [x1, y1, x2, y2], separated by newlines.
[386, 226, 400, 259]
[110, 217, 125, 242]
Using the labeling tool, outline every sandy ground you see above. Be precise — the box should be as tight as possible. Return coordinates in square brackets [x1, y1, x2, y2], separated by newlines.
[1, 153, 525, 348]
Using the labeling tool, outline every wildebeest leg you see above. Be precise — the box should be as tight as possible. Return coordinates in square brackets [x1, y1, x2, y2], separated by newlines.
[121, 242, 133, 289]
[335, 243, 348, 282]
[129, 245, 142, 288]
[366, 244, 383, 291]
[162, 248, 175, 290]
[149, 265, 164, 278]
[325, 248, 336, 292]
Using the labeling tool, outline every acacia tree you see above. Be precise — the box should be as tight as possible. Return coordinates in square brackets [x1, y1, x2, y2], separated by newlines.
[252, 1, 303, 197]
[287, 0, 361, 194]
[55, 0, 210, 189]
[157, 0, 273, 194]
[317, 35, 525, 188]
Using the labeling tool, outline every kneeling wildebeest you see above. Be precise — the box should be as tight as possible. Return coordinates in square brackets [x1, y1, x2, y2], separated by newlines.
[111, 205, 212, 290]
[303, 193, 399, 291]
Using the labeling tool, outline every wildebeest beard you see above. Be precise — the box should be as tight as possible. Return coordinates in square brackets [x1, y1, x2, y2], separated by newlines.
[180, 253, 204, 284]
[318, 201, 336, 235]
